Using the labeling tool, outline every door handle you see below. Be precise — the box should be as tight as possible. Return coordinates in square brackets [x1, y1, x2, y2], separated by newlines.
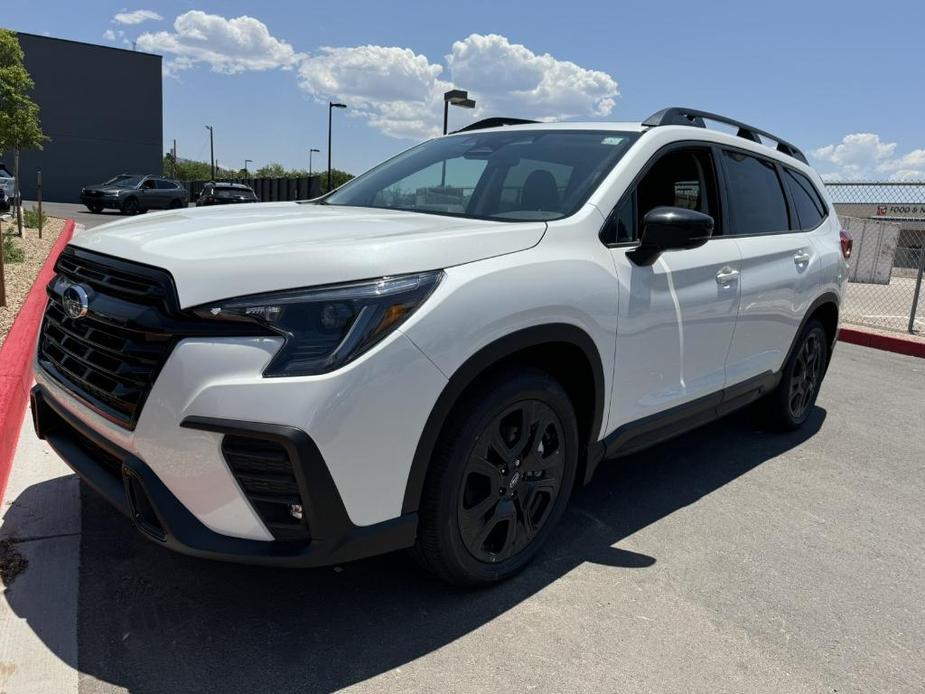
[793, 250, 812, 265]
[715, 266, 740, 284]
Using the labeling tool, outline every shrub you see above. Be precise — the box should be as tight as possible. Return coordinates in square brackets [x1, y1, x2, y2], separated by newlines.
[2, 234, 24, 263]
[22, 205, 46, 230]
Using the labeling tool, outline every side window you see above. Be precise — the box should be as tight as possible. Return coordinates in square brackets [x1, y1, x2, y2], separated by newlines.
[783, 168, 827, 230]
[141, 178, 156, 189]
[155, 179, 174, 189]
[722, 150, 789, 235]
[601, 147, 719, 244]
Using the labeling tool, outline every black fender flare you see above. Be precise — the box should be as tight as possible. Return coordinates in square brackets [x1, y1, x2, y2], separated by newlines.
[401, 323, 606, 514]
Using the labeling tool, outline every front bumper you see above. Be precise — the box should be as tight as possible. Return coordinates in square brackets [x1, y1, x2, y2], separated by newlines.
[80, 194, 121, 209]
[31, 385, 417, 566]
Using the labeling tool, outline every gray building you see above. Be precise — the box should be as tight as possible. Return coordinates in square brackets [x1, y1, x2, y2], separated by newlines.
[3, 33, 162, 203]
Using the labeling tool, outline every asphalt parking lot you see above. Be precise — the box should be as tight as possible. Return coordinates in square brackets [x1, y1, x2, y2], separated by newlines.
[23, 201, 191, 230]
[2, 341, 924, 693]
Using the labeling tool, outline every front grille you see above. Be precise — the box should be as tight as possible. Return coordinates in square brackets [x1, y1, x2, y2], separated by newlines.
[222, 435, 311, 541]
[38, 248, 179, 429]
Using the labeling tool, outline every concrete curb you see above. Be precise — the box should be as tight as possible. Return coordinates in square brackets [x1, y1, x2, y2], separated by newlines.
[0, 219, 75, 501]
[838, 326, 925, 359]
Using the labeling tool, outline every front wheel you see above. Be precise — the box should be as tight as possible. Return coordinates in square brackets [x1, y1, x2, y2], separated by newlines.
[759, 319, 829, 430]
[412, 366, 578, 586]
[121, 197, 140, 215]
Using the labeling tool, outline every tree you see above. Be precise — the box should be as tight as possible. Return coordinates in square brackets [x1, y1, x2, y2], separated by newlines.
[255, 162, 287, 178]
[320, 169, 354, 194]
[0, 29, 48, 238]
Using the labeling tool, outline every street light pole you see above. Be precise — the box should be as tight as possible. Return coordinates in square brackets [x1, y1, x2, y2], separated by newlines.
[205, 125, 215, 180]
[308, 148, 320, 178]
[327, 102, 347, 193]
[441, 90, 476, 185]
[442, 89, 476, 135]
[244, 159, 253, 177]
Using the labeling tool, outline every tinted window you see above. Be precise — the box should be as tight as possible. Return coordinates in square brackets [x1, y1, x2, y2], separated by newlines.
[155, 179, 175, 189]
[602, 148, 719, 244]
[784, 169, 826, 230]
[325, 130, 638, 222]
[722, 151, 789, 235]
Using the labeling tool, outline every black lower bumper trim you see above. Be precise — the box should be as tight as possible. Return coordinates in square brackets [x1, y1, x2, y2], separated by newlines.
[30, 385, 418, 567]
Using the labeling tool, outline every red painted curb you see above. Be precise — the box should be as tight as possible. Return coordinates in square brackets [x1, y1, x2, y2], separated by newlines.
[0, 219, 75, 502]
[838, 326, 925, 359]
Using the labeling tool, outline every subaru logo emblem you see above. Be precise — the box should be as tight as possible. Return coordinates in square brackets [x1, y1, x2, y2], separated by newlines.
[62, 284, 90, 320]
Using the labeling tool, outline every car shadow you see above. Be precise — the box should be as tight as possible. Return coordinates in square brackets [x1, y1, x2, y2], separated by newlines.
[3, 406, 825, 692]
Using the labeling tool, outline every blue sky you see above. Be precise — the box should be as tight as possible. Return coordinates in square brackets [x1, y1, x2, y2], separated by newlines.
[4, 0, 925, 179]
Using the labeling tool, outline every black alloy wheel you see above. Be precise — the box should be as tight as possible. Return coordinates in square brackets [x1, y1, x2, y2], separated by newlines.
[788, 328, 825, 420]
[122, 197, 140, 215]
[412, 366, 578, 585]
[458, 400, 565, 563]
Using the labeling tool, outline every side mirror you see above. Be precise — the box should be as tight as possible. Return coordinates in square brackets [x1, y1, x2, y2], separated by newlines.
[627, 206, 714, 266]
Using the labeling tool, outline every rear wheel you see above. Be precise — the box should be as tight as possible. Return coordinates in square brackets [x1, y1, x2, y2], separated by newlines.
[168, 198, 183, 209]
[412, 366, 578, 586]
[86, 204, 102, 213]
[759, 319, 828, 430]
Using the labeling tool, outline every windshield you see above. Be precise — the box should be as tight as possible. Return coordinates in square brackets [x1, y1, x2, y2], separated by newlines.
[102, 175, 144, 188]
[323, 130, 638, 222]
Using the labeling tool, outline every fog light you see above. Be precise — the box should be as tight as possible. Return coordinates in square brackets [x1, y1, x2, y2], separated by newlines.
[289, 504, 303, 520]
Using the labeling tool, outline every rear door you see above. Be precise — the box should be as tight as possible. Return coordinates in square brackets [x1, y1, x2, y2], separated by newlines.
[603, 144, 742, 429]
[722, 149, 823, 383]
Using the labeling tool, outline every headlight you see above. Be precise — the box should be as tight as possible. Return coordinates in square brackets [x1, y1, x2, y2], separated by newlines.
[190, 271, 443, 377]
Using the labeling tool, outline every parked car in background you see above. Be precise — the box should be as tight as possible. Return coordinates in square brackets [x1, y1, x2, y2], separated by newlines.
[80, 174, 189, 214]
[196, 182, 259, 206]
[0, 163, 16, 212]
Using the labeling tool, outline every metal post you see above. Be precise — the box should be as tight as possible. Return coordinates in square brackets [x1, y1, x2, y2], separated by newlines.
[172, 139, 177, 179]
[14, 148, 22, 237]
[327, 104, 333, 193]
[908, 244, 925, 334]
[443, 101, 449, 136]
[0, 214, 6, 307]
[36, 170, 42, 239]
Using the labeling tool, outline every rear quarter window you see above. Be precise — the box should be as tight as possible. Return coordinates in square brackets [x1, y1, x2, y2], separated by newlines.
[784, 168, 827, 230]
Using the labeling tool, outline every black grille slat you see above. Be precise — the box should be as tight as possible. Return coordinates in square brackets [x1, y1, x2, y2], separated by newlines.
[221, 435, 310, 542]
[38, 248, 180, 429]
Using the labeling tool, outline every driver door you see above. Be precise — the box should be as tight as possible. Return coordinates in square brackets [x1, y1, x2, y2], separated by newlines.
[602, 145, 742, 431]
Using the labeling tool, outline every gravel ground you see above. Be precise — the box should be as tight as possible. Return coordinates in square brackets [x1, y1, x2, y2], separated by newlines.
[0, 216, 65, 350]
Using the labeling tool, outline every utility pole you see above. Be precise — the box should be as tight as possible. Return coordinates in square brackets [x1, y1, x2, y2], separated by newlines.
[205, 125, 215, 180]
[327, 102, 347, 193]
[244, 159, 253, 177]
[171, 139, 177, 179]
[36, 170, 42, 239]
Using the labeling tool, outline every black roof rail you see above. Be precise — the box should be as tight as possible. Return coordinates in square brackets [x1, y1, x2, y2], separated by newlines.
[642, 107, 807, 164]
[453, 117, 539, 133]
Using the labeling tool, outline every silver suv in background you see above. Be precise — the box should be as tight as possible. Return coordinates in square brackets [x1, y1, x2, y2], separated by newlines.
[0, 162, 16, 212]
[80, 174, 189, 214]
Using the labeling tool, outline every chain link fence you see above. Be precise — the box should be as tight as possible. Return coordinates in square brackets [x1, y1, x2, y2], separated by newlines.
[826, 182, 925, 334]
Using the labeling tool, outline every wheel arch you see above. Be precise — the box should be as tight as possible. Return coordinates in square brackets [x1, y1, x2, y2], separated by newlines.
[401, 323, 606, 515]
[791, 292, 840, 365]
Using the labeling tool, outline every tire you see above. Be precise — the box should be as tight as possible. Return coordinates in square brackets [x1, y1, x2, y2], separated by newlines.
[168, 198, 183, 209]
[758, 319, 829, 431]
[411, 366, 579, 586]
[86, 204, 102, 214]
[122, 197, 140, 215]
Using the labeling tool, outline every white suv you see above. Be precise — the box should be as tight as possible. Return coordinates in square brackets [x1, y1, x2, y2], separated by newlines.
[32, 108, 849, 585]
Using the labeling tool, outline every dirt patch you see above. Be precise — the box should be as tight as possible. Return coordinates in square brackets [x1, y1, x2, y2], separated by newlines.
[0, 216, 65, 350]
[0, 538, 29, 586]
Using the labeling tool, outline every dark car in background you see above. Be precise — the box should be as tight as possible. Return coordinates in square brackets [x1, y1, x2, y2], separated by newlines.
[0, 162, 16, 212]
[81, 174, 189, 214]
[196, 182, 259, 206]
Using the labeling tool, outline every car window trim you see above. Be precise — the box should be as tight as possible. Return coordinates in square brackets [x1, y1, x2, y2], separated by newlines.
[598, 140, 727, 248]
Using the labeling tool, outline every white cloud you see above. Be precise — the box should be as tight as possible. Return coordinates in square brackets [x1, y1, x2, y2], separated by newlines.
[113, 9, 162, 25]
[136, 11, 302, 76]
[812, 133, 925, 181]
[297, 33, 619, 139]
[298, 45, 448, 139]
[103, 29, 117, 41]
[446, 34, 618, 121]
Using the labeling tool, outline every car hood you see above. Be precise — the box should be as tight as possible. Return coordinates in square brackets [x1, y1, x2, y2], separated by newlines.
[69, 202, 546, 307]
